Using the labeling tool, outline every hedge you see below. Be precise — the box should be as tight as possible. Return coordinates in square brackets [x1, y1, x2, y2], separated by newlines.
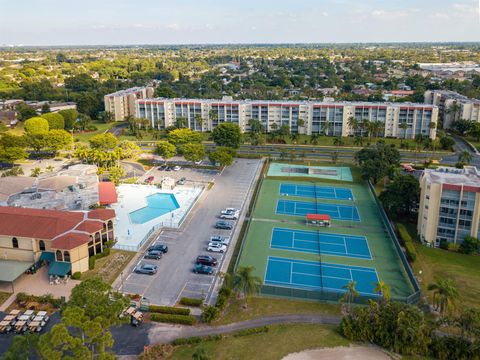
[149, 305, 190, 315]
[233, 326, 269, 337]
[179, 297, 203, 307]
[405, 242, 417, 262]
[397, 223, 413, 243]
[396, 223, 417, 262]
[172, 334, 223, 346]
[150, 313, 196, 325]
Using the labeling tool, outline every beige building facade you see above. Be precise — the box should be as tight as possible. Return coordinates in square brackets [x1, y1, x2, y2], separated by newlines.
[104, 86, 154, 121]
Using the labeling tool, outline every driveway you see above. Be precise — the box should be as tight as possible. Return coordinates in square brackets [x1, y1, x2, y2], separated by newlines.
[441, 135, 480, 167]
[119, 159, 262, 306]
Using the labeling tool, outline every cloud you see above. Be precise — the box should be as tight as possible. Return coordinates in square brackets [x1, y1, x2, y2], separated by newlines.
[205, 23, 214, 30]
[430, 12, 450, 20]
[165, 23, 180, 30]
[370, 9, 408, 19]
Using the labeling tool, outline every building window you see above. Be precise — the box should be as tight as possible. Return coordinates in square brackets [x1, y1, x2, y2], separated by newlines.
[39, 240, 46, 251]
[95, 232, 101, 243]
[56, 250, 63, 262]
[63, 251, 71, 263]
[107, 220, 113, 230]
[12, 237, 18, 248]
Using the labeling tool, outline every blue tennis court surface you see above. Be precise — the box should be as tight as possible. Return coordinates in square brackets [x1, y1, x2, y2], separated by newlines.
[271, 228, 371, 259]
[265, 257, 379, 296]
[280, 183, 354, 201]
[276, 199, 360, 221]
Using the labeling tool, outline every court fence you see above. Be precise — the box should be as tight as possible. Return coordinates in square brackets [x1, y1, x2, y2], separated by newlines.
[366, 180, 421, 304]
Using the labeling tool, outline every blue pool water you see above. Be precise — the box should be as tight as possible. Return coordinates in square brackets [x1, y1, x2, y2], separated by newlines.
[129, 193, 180, 224]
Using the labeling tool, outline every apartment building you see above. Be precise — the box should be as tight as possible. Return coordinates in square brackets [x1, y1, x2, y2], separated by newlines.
[136, 98, 438, 139]
[418, 166, 480, 247]
[0, 207, 115, 281]
[104, 86, 154, 121]
[424, 90, 480, 129]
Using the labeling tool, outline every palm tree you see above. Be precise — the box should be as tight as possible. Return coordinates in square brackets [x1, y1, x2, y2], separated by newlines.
[353, 136, 364, 147]
[458, 150, 473, 165]
[447, 103, 462, 123]
[374, 279, 391, 302]
[361, 118, 370, 138]
[347, 117, 359, 136]
[310, 133, 320, 145]
[194, 114, 203, 131]
[341, 281, 358, 313]
[369, 121, 380, 139]
[232, 266, 262, 308]
[297, 118, 305, 134]
[330, 151, 339, 164]
[322, 120, 330, 136]
[333, 137, 344, 146]
[289, 133, 299, 144]
[427, 278, 459, 316]
[400, 122, 408, 140]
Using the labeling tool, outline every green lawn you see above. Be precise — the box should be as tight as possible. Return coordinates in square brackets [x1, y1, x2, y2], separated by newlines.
[412, 243, 480, 309]
[214, 297, 341, 325]
[81, 249, 135, 284]
[73, 121, 116, 143]
[169, 324, 348, 360]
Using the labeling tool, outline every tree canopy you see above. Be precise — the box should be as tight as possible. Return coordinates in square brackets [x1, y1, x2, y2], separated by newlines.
[41, 112, 65, 130]
[355, 142, 400, 183]
[24, 117, 49, 134]
[182, 143, 206, 163]
[167, 128, 202, 147]
[379, 174, 420, 217]
[212, 123, 242, 149]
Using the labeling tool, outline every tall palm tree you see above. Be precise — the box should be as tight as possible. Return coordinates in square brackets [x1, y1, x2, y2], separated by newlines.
[347, 117, 359, 136]
[400, 122, 408, 140]
[447, 103, 462, 123]
[290, 133, 299, 144]
[232, 266, 262, 308]
[361, 118, 370, 138]
[458, 150, 473, 165]
[353, 135, 364, 147]
[310, 133, 320, 145]
[322, 120, 330, 136]
[333, 136, 344, 146]
[374, 279, 391, 302]
[341, 281, 358, 313]
[330, 151, 339, 164]
[427, 278, 459, 316]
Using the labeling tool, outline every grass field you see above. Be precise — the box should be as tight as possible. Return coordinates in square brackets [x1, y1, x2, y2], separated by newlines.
[169, 324, 348, 360]
[214, 297, 341, 325]
[73, 121, 116, 142]
[80, 249, 135, 284]
[237, 163, 415, 302]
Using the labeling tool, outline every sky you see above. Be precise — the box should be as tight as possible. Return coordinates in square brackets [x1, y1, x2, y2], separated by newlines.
[0, 0, 479, 45]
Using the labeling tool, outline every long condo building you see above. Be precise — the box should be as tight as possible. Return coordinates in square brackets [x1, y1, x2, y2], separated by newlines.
[424, 90, 480, 129]
[104, 86, 154, 121]
[418, 166, 480, 247]
[136, 97, 438, 139]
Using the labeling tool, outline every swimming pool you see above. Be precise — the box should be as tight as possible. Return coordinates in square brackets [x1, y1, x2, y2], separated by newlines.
[129, 193, 180, 224]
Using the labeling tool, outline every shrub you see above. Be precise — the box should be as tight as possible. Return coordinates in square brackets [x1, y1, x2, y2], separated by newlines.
[71, 272, 81, 280]
[448, 243, 460, 252]
[233, 326, 269, 337]
[201, 306, 219, 323]
[180, 297, 203, 307]
[405, 242, 417, 262]
[150, 313, 196, 325]
[439, 239, 449, 250]
[16, 292, 30, 303]
[88, 256, 95, 270]
[396, 223, 416, 262]
[149, 305, 190, 315]
[459, 236, 479, 254]
[171, 336, 202, 346]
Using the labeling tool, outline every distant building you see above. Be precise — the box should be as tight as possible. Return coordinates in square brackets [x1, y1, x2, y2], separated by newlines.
[383, 90, 414, 101]
[418, 166, 480, 247]
[136, 97, 438, 139]
[424, 90, 480, 129]
[104, 86, 154, 121]
[27, 101, 77, 113]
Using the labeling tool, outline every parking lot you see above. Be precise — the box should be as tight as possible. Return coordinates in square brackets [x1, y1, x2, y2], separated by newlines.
[120, 158, 262, 305]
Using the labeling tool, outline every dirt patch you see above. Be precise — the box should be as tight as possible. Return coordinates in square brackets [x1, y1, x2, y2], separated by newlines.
[282, 345, 391, 360]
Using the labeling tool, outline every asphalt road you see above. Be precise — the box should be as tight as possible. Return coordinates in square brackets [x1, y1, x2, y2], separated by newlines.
[121, 158, 262, 305]
[440, 135, 480, 167]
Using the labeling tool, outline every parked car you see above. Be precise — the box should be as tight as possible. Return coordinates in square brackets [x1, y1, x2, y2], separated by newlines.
[193, 264, 214, 275]
[144, 250, 162, 260]
[177, 177, 186, 185]
[210, 235, 230, 246]
[221, 208, 239, 215]
[165, 166, 172, 171]
[194, 160, 203, 165]
[220, 212, 239, 220]
[134, 264, 158, 275]
[173, 166, 181, 171]
[158, 165, 167, 171]
[148, 243, 168, 253]
[207, 243, 227, 253]
[145, 176, 155, 184]
[196, 255, 218, 266]
[215, 220, 233, 230]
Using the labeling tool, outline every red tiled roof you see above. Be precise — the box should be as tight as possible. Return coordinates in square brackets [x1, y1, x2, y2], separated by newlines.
[306, 214, 331, 221]
[51, 233, 91, 250]
[98, 182, 117, 205]
[88, 209, 116, 221]
[0, 207, 84, 239]
[75, 220, 103, 233]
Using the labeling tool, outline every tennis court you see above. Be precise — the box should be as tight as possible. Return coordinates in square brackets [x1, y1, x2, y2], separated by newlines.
[276, 199, 360, 221]
[265, 257, 379, 296]
[280, 183, 354, 200]
[271, 227, 371, 260]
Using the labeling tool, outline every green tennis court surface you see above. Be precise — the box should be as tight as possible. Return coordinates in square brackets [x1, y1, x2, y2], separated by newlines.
[237, 166, 417, 303]
[271, 227, 371, 260]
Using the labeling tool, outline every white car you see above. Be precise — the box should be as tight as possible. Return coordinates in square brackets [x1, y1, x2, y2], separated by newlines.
[210, 235, 230, 245]
[207, 243, 227, 253]
[173, 166, 181, 171]
[221, 208, 239, 215]
[220, 212, 239, 220]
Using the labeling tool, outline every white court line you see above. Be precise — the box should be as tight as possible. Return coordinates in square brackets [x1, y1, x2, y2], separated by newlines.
[269, 257, 377, 273]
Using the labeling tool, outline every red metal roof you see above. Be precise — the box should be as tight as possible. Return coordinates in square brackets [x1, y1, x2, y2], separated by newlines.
[98, 182, 117, 205]
[306, 214, 331, 221]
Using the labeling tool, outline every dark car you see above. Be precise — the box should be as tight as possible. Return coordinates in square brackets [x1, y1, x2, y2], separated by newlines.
[134, 264, 158, 275]
[165, 167, 172, 171]
[193, 264, 214, 275]
[215, 220, 233, 230]
[157, 165, 167, 171]
[148, 243, 168, 253]
[196, 255, 218, 266]
[144, 250, 162, 260]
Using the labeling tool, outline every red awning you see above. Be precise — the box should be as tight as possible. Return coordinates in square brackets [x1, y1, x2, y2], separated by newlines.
[306, 214, 331, 221]
[98, 182, 117, 205]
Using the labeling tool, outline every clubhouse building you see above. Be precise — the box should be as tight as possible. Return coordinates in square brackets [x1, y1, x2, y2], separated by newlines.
[418, 166, 480, 247]
[135, 97, 438, 139]
[0, 207, 116, 284]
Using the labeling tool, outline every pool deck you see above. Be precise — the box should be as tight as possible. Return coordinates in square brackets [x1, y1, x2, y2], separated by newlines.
[111, 184, 203, 251]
